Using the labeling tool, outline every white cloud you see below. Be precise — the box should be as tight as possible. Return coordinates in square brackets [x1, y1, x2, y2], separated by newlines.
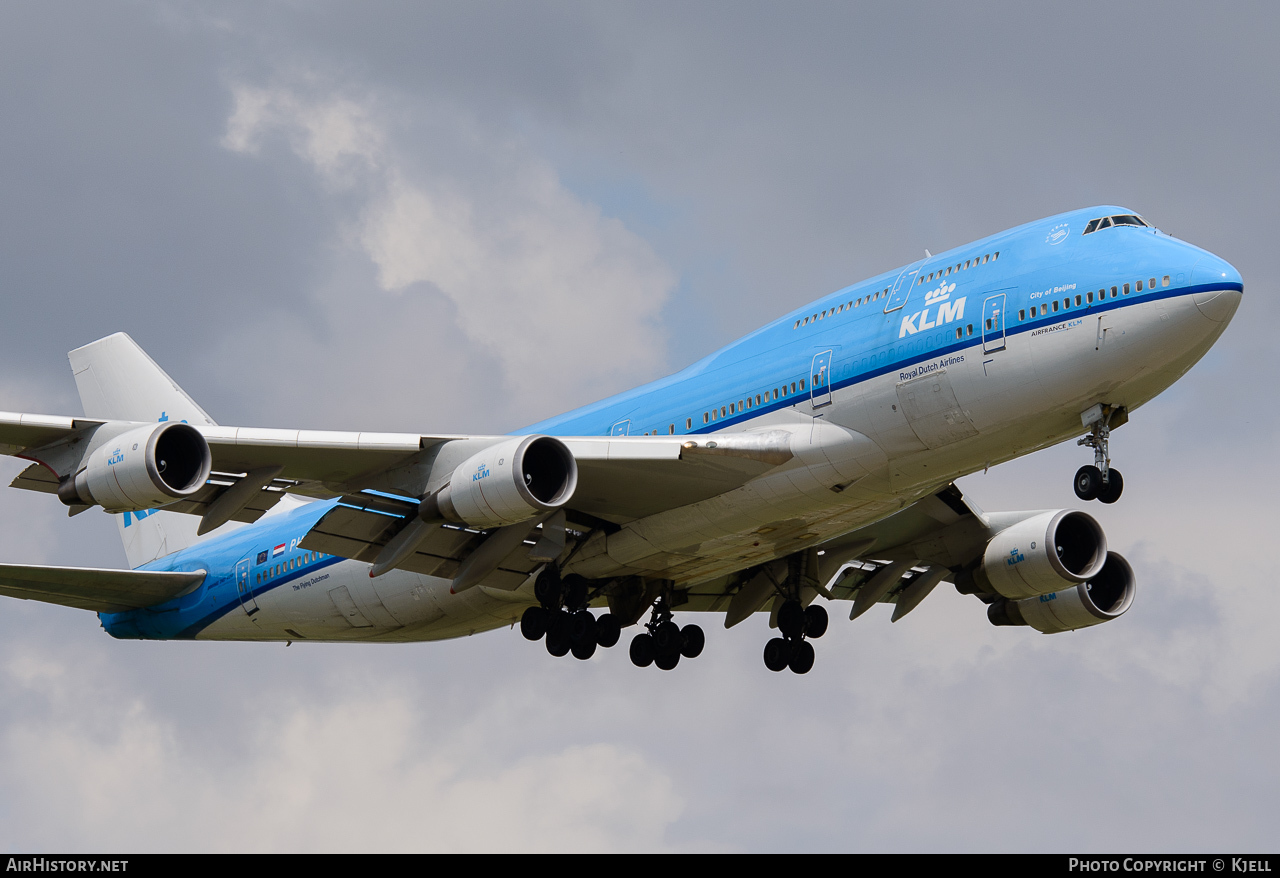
[0, 654, 685, 852]
[221, 82, 674, 414]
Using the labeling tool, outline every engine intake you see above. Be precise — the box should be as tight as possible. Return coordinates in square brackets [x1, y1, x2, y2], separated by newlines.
[420, 435, 577, 530]
[973, 510, 1107, 600]
[988, 551, 1135, 633]
[59, 422, 212, 512]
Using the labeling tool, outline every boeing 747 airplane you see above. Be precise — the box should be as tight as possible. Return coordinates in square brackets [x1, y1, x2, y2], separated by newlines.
[0, 206, 1242, 673]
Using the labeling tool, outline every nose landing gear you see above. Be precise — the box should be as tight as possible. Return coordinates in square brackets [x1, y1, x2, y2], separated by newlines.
[1075, 404, 1126, 504]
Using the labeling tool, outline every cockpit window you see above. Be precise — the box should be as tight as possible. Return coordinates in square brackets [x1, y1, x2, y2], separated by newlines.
[1083, 213, 1151, 235]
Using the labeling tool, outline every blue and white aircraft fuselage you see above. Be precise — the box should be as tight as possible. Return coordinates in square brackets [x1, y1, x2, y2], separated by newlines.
[0, 206, 1243, 669]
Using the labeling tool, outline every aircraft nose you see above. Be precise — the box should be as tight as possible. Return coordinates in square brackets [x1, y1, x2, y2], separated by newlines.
[1190, 253, 1243, 324]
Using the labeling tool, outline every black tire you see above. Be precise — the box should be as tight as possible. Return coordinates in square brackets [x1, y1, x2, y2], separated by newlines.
[629, 633, 655, 668]
[534, 568, 562, 609]
[653, 620, 682, 656]
[520, 606, 547, 641]
[545, 609, 567, 638]
[595, 613, 622, 648]
[680, 624, 705, 659]
[566, 610, 595, 645]
[1074, 465, 1102, 501]
[763, 637, 792, 672]
[571, 638, 597, 661]
[1098, 469, 1124, 504]
[546, 630, 571, 657]
[777, 600, 805, 639]
[562, 574, 590, 610]
[654, 651, 680, 671]
[788, 640, 815, 674]
[804, 604, 829, 639]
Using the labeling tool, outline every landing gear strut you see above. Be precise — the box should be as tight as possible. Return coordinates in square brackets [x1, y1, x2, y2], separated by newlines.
[520, 567, 622, 660]
[763, 600, 827, 674]
[629, 597, 705, 671]
[1075, 406, 1124, 504]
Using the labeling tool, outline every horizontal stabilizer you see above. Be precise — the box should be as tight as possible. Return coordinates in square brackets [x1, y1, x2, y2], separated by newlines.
[0, 563, 205, 613]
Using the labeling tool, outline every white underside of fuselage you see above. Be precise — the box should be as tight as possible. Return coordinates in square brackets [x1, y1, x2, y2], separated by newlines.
[195, 289, 1236, 643]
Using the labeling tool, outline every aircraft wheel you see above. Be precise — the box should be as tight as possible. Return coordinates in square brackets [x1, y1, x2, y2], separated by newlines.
[567, 610, 595, 645]
[1098, 469, 1124, 504]
[571, 638, 597, 661]
[680, 624, 705, 659]
[777, 600, 805, 639]
[520, 606, 547, 641]
[534, 568, 561, 608]
[653, 620, 682, 656]
[1074, 465, 1102, 501]
[546, 630, 571, 657]
[629, 633, 655, 668]
[763, 637, 792, 672]
[788, 640, 815, 674]
[654, 651, 680, 671]
[804, 604, 829, 639]
[562, 574, 590, 609]
[595, 613, 622, 648]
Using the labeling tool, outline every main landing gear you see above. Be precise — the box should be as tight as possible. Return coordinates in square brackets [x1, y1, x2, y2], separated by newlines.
[763, 599, 828, 674]
[629, 598, 705, 671]
[520, 568, 622, 660]
[1074, 406, 1124, 504]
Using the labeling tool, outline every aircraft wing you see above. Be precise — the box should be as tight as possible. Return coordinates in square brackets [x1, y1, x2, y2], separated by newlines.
[0, 562, 206, 613]
[683, 483, 991, 625]
[2, 410, 781, 526]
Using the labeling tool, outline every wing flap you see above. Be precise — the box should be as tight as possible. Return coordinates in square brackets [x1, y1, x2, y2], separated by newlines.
[0, 563, 206, 613]
[298, 495, 544, 585]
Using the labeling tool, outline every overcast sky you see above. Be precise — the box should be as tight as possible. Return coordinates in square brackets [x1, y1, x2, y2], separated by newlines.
[0, 1, 1275, 852]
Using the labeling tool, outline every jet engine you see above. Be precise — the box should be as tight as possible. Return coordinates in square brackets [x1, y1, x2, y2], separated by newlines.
[987, 551, 1135, 633]
[420, 435, 577, 530]
[970, 510, 1108, 601]
[58, 422, 212, 512]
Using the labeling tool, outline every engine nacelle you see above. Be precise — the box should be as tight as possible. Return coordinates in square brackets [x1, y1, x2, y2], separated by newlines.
[421, 435, 577, 530]
[59, 422, 212, 512]
[974, 510, 1108, 600]
[988, 551, 1135, 633]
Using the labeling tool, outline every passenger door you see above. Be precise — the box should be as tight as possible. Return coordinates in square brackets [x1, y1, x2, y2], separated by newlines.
[982, 292, 1007, 354]
[810, 350, 834, 410]
[235, 556, 259, 616]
